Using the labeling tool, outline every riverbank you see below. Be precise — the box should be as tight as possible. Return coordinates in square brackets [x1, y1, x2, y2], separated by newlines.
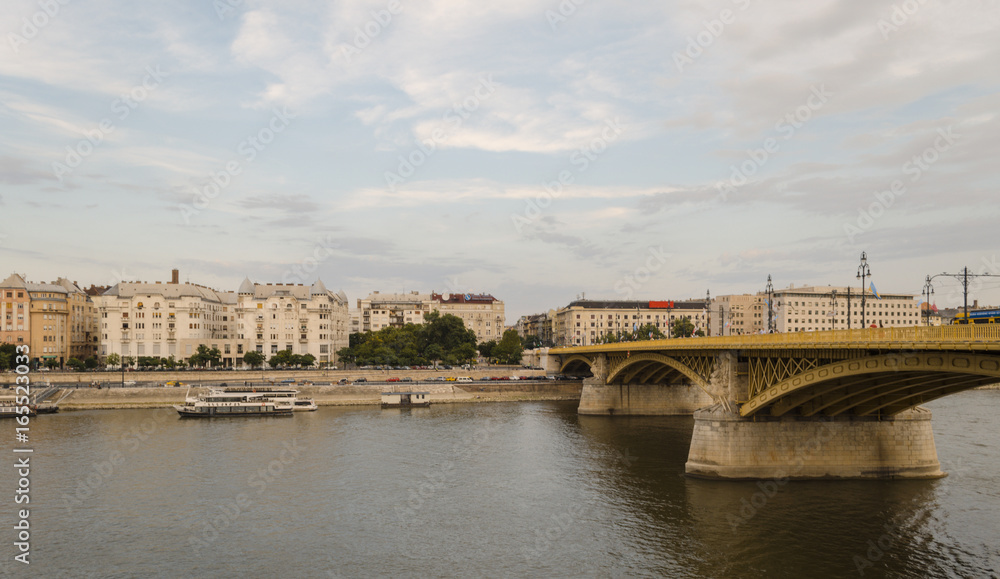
[1, 366, 544, 387]
[50, 381, 583, 410]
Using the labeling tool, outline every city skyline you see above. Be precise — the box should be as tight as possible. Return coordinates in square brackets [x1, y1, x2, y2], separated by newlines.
[2, 1, 999, 322]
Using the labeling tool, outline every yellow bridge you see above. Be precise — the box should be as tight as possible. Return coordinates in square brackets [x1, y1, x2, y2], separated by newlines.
[550, 325, 1000, 418]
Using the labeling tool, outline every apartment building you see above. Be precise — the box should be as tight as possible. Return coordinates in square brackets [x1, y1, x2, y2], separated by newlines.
[770, 284, 920, 332]
[551, 299, 710, 346]
[356, 290, 505, 342]
[94, 270, 349, 367]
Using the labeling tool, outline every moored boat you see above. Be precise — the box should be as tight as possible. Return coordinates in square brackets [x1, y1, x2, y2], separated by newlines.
[380, 391, 431, 408]
[174, 388, 294, 417]
[223, 386, 317, 411]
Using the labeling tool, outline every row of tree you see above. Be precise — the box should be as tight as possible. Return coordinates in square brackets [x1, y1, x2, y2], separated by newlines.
[336, 312, 526, 366]
[585, 318, 705, 345]
[337, 312, 478, 366]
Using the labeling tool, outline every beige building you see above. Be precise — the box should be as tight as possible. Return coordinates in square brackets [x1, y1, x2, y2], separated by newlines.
[551, 299, 710, 346]
[94, 270, 349, 367]
[55, 278, 99, 361]
[357, 291, 505, 342]
[713, 294, 765, 336]
[1, 274, 99, 365]
[514, 312, 555, 346]
[770, 284, 920, 332]
[0, 273, 31, 349]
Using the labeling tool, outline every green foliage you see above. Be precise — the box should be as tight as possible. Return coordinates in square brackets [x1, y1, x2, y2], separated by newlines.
[492, 329, 524, 365]
[597, 331, 619, 344]
[163, 355, 178, 370]
[44, 358, 59, 370]
[338, 313, 479, 366]
[477, 340, 496, 358]
[84, 356, 98, 370]
[0, 343, 16, 370]
[635, 323, 666, 341]
[670, 317, 695, 338]
[522, 335, 551, 349]
[67, 357, 86, 371]
[243, 351, 265, 368]
[105, 353, 120, 368]
[122, 356, 136, 368]
[267, 349, 315, 368]
[187, 345, 221, 368]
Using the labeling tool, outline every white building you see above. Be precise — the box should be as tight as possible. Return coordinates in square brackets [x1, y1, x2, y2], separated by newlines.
[94, 270, 349, 367]
[769, 284, 920, 332]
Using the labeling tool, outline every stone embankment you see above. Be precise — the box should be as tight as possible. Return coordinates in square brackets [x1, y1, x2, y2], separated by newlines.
[2, 367, 544, 387]
[48, 380, 582, 410]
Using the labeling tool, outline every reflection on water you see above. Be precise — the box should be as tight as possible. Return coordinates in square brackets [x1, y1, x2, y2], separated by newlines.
[1, 391, 998, 578]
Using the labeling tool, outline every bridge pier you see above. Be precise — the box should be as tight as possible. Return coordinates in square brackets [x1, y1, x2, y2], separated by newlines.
[578, 378, 714, 415]
[685, 405, 945, 480]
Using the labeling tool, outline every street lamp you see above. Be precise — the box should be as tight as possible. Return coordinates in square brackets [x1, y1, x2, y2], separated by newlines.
[923, 275, 934, 326]
[765, 275, 775, 333]
[830, 289, 838, 331]
[706, 289, 711, 337]
[856, 252, 872, 328]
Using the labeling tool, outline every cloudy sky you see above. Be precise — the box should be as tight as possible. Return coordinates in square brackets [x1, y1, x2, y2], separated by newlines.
[2, 0, 999, 321]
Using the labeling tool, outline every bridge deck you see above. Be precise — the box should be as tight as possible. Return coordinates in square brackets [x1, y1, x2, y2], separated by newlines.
[550, 325, 1000, 354]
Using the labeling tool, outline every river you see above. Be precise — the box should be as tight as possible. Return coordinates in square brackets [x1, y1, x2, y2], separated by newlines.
[2, 390, 998, 578]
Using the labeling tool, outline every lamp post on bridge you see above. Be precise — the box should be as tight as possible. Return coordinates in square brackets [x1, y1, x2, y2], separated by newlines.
[765, 275, 774, 334]
[830, 289, 838, 331]
[923, 275, 935, 327]
[857, 252, 872, 328]
[706, 289, 711, 337]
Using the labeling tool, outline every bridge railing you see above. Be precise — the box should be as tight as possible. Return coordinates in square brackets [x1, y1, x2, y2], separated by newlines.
[550, 324, 1000, 353]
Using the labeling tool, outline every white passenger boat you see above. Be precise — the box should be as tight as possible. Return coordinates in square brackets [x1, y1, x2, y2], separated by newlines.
[174, 388, 294, 417]
[222, 386, 317, 411]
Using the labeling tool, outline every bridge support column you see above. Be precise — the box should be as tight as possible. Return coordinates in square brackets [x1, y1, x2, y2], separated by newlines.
[578, 379, 714, 415]
[685, 406, 945, 479]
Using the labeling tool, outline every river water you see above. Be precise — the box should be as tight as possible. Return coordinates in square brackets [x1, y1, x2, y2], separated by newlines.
[2, 391, 999, 578]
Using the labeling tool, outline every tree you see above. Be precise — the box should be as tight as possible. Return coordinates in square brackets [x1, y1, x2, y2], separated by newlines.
[635, 323, 666, 341]
[269, 349, 295, 368]
[84, 356, 98, 370]
[122, 356, 136, 369]
[477, 340, 496, 359]
[105, 353, 121, 369]
[493, 329, 524, 365]
[425, 344, 444, 367]
[452, 342, 478, 364]
[0, 343, 16, 370]
[163, 355, 178, 370]
[67, 357, 86, 372]
[670, 317, 695, 338]
[299, 353, 316, 368]
[44, 358, 59, 370]
[243, 351, 265, 368]
[597, 331, 620, 344]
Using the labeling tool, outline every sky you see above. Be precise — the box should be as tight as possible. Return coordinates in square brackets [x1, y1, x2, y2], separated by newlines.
[1, 0, 999, 322]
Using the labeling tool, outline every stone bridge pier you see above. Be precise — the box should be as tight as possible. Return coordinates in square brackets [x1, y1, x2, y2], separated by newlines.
[577, 353, 716, 416]
[684, 352, 944, 480]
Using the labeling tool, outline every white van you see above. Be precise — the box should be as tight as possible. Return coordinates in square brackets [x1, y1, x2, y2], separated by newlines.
[456, 377, 473, 383]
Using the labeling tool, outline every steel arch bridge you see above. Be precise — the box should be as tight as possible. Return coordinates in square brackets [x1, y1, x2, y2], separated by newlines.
[550, 325, 1000, 417]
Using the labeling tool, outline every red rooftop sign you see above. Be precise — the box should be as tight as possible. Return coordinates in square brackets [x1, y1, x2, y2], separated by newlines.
[649, 301, 675, 309]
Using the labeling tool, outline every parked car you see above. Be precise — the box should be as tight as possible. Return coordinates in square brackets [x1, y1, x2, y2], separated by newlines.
[456, 377, 473, 383]
[337, 378, 350, 385]
[400, 377, 413, 382]
[387, 377, 400, 382]
[355, 377, 367, 383]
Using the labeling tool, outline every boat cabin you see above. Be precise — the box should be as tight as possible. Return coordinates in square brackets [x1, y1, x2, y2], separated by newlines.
[380, 392, 431, 408]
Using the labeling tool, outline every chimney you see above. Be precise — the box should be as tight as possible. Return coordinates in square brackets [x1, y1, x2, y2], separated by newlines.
[171, 269, 179, 284]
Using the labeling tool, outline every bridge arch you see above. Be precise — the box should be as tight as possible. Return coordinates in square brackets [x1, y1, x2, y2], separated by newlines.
[559, 354, 595, 376]
[741, 352, 1000, 417]
[605, 353, 711, 393]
